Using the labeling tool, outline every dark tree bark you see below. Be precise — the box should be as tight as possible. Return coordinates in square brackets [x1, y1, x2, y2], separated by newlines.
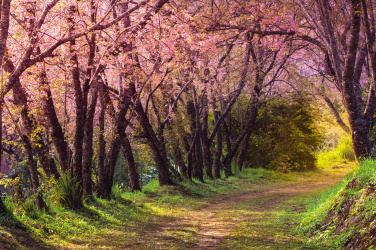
[236, 104, 259, 171]
[39, 68, 69, 172]
[121, 135, 141, 192]
[97, 83, 106, 197]
[99, 86, 133, 197]
[341, 0, 371, 159]
[82, 81, 98, 197]
[186, 99, 204, 181]
[68, 5, 86, 184]
[200, 93, 213, 179]
[184, 135, 193, 179]
[222, 110, 233, 177]
[22, 135, 45, 209]
[322, 95, 351, 134]
[0, 0, 11, 62]
[81, 1, 98, 197]
[213, 110, 222, 179]
[0, 0, 9, 171]
[135, 100, 173, 186]
[171, 140, 187, 177]
[10, 78, 60, 179]
[3, 54, 60, 179]
[0, 105, 2, 173]
[194, 127, 204, 181]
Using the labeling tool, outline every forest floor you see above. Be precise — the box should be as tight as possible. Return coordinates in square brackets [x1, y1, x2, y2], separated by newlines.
[65, 164, 352, 249]
[0, 163, 354, 249]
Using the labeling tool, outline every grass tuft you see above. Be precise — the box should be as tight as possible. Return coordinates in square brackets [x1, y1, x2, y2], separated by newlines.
[55, 173, 83, 210]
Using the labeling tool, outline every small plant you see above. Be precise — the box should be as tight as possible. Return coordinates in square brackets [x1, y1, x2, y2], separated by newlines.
[109, 183, 123, 201]
[143, 179, 160, 193]
[21, 195, 41, 219]
[55, 173, 83, 210]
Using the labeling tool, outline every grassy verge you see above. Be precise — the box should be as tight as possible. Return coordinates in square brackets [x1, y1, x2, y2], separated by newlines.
[293, 159, 376, 249]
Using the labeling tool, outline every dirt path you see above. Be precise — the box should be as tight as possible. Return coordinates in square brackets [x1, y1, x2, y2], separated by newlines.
[154, 169, 350, 249]
[52, 167, 351, 249]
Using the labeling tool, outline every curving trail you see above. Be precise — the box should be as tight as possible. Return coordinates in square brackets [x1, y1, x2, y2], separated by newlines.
[153, 168, 351, 249]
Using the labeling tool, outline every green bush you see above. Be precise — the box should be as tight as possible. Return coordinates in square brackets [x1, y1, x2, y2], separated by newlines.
[246, 98, 322, 171]
[55, 173, 83, 210]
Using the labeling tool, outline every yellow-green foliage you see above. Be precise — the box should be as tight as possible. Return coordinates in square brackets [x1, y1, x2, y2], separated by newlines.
[316, 134, 355, 168]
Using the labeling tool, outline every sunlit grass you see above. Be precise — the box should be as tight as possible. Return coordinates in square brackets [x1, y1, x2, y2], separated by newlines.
[286, 159, 376, 248]
[316, 134, 355, 168]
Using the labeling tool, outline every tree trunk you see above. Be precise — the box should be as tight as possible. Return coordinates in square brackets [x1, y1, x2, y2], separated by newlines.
[237, 104, 259, 171]
[12, 80, 60, 179]
[213, 110, 222, 179]
[0, 104, 2, 173]
[100, 85, 133, 198]
[22, 135, 45, 209]
[187, 100, 203, 181]
[97, 84, 107, 197]
[200, 95, 213, 179]
[3, 57, 60, 179]
[222, 112, 233, 177]
[323, 96, 351, 134]
[82, 82, 99, 197]
[121, 135, 141, 192]
[39, 69, 69, 172]
[341, 0, 370, 159]
[194, 130, 204, 181]
[135, 100, 173, 186]
[171, 141, 187, 177]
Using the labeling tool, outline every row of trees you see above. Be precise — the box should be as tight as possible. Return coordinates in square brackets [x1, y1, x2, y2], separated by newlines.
[0, 0, 373, 207]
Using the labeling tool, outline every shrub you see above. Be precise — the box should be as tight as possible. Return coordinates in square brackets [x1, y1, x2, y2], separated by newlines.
[0, 196, 22, 228]
[246, 98, 322, 171]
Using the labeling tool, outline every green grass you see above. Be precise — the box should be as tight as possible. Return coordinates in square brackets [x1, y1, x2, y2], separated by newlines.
[316, 134, 355, 168]
[287, 159, 376, 249]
